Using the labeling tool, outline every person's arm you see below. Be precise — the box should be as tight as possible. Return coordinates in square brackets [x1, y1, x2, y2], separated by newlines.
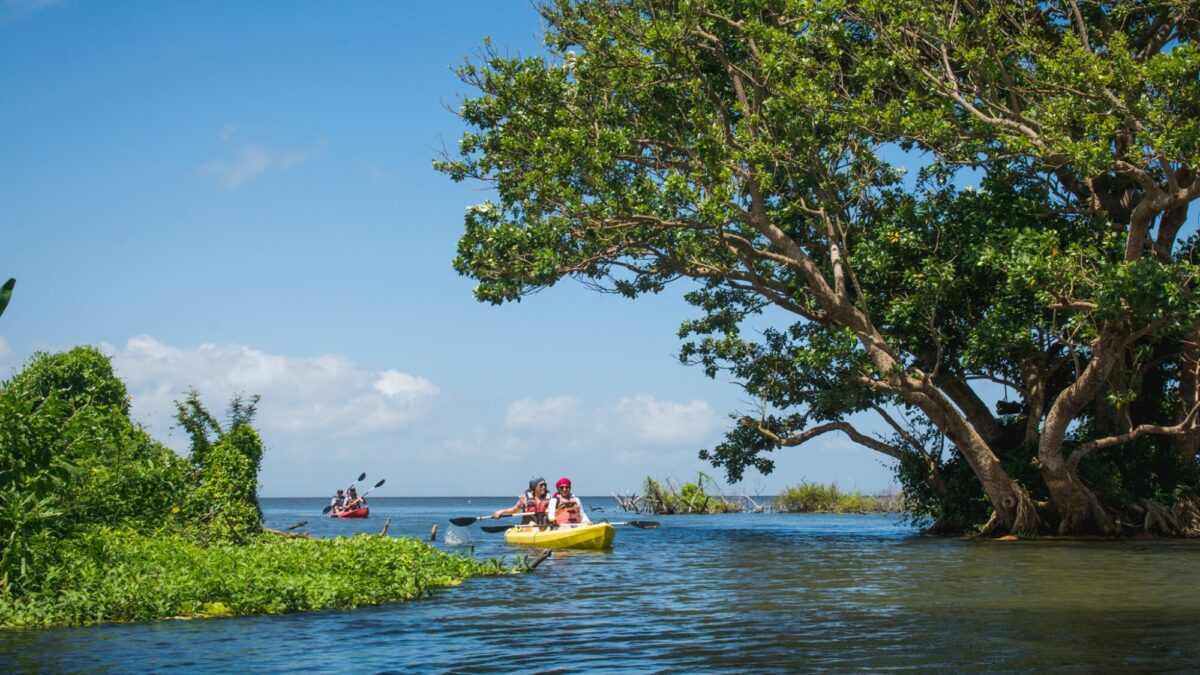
[493, 499, 522, 518]
[577, 497, 591, 524]
[546, 497, 558, 524]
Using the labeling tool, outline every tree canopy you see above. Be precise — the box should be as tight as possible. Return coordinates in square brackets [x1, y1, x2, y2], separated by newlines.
[438, 0, 1200, 536]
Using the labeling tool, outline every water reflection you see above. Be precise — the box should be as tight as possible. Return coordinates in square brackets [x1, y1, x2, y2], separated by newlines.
[1, 499, 1197, 672]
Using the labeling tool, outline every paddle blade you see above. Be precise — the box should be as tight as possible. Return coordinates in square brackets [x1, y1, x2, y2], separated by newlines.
[628, 521, 660, 529]
[373, 478, 386, 488]
[481, 525, 514, 533]
[449, 517, 478, 527]
[322, 505, 333, 514]
[358, 472, 367, 482]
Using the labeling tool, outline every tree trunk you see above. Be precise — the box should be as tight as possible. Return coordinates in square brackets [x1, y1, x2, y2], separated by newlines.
[1036, 324, 1126, 534]
[903, 388, 1039, 534]
[1172, 326, 1200, 462]
[1021, 358, 1046, 444]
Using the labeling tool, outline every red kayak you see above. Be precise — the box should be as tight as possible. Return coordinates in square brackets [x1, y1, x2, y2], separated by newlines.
[330, 505, 369, 518]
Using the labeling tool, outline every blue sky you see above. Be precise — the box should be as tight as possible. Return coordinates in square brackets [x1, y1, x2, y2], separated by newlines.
[1, 0, 896, 497]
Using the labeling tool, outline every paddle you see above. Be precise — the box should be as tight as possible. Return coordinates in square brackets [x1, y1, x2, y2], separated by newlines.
[449, 513, 527, 527]
[481, 520, 659, 533]
[361, 478, 385, 497]
[343, 478, 385, 510]
[321, 472, 372, 514]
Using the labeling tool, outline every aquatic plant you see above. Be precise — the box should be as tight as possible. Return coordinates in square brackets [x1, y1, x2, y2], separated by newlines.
[640, 473, 742, 515]
[0, 529, 508, 627]
[773, 482, 903, 514]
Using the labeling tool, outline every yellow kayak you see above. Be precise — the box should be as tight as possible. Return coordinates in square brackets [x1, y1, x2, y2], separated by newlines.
[504, 522, 616, 550]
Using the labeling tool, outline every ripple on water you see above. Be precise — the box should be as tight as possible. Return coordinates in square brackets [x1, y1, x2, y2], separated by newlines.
[2, 502, 1200, 672]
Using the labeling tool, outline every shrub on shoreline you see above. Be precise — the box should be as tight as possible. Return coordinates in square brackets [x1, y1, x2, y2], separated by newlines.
[773, 482, 904, 514]
[0, 347, 514, 628]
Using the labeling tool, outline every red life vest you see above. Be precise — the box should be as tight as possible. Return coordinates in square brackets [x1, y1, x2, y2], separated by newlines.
[552, 494, 583, 525]
[520, 491, 548, 524]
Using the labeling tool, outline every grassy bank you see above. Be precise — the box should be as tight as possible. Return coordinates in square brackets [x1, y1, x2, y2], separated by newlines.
[773, 482, 904, 514]
[0, 529, 508, 628]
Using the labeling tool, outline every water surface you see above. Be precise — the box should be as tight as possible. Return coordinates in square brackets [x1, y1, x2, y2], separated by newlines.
[2, 497, 1198, 672]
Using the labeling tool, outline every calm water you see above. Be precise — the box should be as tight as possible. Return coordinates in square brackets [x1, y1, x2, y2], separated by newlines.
[2, 497, 1199, 672]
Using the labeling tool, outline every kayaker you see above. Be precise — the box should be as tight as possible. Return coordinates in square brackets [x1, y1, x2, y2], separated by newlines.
[547, 478, 591, 527]
[493, 477, 549, 526]
[330, 488, 347, 514]
[344, 485, 366, 511]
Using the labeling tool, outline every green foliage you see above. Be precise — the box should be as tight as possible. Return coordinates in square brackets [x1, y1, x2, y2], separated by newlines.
[0, 392, 74, 591]
[1075, 432, 1200, 510]
[182, 425, 264, 543]
[642, 474, 741, 514]
[773, 481, 902, 514]
[0, 528, 509, 627]
[440, 0, 1200, 535]
[174, 390, 265, 543]
[0, 278, 13, 319]
[58, 413, 189, 532]
[173, 387, 222, 468]
[0, 348, 514, 627]
[895, 453, 991, 534]
[0, 348, 188, 591]
[6, 346, 130, 415]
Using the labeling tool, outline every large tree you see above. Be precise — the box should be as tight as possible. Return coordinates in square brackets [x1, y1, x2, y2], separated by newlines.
[438, 0, 1200, 536]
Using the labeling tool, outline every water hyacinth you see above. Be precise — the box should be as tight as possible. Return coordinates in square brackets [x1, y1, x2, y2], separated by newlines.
[0, 529, 510, 628]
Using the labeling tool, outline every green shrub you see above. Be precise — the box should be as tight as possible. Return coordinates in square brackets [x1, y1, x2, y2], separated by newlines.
[171, 390, 265, 543]
[0, 348, 189, 591]
[182, 424, 264, 543]
[773, 481, 901, 513]
[0, 349, 514, 626]
[642, 474, 742, 514]
[5, 346, 130, 415]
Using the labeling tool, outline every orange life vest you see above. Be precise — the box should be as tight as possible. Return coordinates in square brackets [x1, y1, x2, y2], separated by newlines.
[552, 494, 583, 525]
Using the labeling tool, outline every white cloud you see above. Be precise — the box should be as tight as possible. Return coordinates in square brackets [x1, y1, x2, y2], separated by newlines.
[375, 369, 437, 399]
[612, 394, 717, 444]
[106, 335, 439, 437]
[505, 396, 579, 430]
[198, 141, 320, 189]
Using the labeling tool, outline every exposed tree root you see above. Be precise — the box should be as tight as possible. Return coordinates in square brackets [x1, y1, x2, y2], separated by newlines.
[977, 484, 1041, 537]
[1138, 498, 1183, 535]
[1173, 492, 1200, 535]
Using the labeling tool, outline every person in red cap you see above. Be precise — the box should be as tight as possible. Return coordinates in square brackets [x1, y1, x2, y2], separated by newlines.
[547, 477, 591, 527]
